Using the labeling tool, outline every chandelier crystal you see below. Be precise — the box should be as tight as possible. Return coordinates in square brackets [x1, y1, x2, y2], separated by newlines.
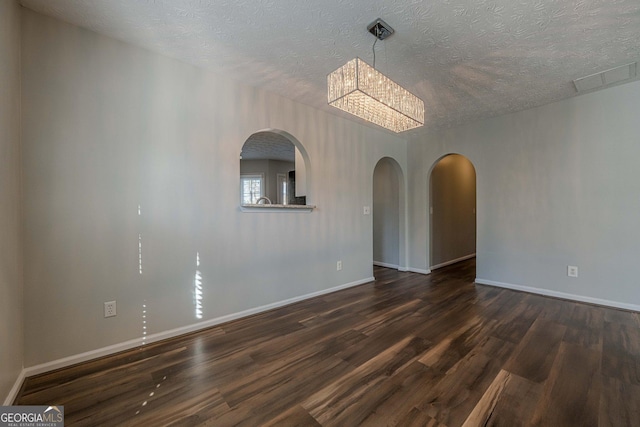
[328, 58, 424, 133]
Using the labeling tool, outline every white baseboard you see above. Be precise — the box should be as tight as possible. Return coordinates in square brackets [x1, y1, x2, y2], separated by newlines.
[373, 261, 399, 269]
[3, 369, 26, 405]
[373, 262, 411, 272]
[430, 253, 476, 270]
[22, 276, 375, 378]
[475, 278, 640, 312]
[408, 268, 431, 275]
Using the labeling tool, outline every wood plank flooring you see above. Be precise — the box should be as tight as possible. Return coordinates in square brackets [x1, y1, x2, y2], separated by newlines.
[16, 259, 640, 426]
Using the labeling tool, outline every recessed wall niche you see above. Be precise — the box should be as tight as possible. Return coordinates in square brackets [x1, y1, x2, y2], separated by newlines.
[239, 130, 313, 211]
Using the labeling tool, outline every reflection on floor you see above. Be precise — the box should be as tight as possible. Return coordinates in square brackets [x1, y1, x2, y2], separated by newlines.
[16, 258, 640, 426]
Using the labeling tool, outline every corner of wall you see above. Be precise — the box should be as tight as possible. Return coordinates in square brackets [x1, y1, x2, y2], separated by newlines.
[0, 0, 25, 405]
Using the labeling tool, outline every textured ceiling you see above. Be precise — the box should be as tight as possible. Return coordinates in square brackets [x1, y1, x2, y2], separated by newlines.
[241, 132, 295, 162]
[19, 0, 640, 136]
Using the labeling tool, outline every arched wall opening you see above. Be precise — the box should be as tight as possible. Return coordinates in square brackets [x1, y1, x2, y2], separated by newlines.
[239, 129, 311, 205]
[429, 153, 476, 269]
[373, 157, 407, 272]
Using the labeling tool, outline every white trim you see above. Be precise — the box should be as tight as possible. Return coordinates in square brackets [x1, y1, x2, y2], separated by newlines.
[23, 276, 375, 377]
[373, 261, 400, 269]
[475, 278, 640, 312]
[3, 369, 26, 405]
[430, 253, 476, 270]
[374, 261, 411, 272]
[408, 268, 431, 275]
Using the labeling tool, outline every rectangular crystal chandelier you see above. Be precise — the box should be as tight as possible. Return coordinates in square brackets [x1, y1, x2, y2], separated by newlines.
[328, 57, 424, 133]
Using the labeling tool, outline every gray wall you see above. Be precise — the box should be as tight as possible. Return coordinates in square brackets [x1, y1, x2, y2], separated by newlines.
[20, 10, 407, 367]
[429, 154, 476, 268]
[373, 158, 400, 267]
[408, 79, 640, 308]
[0, 0, 23, 403]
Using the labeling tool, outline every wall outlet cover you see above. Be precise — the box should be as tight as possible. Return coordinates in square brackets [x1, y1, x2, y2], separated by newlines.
[104, 301, 117, 317]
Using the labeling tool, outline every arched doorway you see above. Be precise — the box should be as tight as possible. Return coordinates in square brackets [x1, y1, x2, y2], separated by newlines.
[429, 154, 476, 269]
[373, 157, 406, 271]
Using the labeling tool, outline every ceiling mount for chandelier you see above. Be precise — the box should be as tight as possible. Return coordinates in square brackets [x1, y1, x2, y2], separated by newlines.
[367, 18, 394, 40]
[327, 18, 424, 133]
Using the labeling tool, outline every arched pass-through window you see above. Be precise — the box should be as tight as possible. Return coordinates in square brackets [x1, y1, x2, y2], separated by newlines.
[239, 129, 314, 212]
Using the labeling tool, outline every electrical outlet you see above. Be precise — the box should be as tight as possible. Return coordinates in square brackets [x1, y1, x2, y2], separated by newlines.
[337, 260, 343, 271]
[567, 266, 578, 278]
[363, 206, 371, 215]
[104, 301, 117, 318]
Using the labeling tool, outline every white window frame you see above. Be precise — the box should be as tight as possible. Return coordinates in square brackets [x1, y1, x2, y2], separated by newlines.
[240, 173, 264, 205]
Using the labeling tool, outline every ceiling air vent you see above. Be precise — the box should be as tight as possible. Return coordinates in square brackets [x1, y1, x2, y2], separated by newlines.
[573, 62, 637, 93]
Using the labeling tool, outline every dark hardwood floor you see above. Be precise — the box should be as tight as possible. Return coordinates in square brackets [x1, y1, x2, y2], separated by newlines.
[16, 259, 640, 426]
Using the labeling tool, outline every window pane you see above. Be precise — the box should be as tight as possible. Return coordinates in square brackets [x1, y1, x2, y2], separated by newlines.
[241, 176, 262, 204]
[281, 181, 288, 205]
